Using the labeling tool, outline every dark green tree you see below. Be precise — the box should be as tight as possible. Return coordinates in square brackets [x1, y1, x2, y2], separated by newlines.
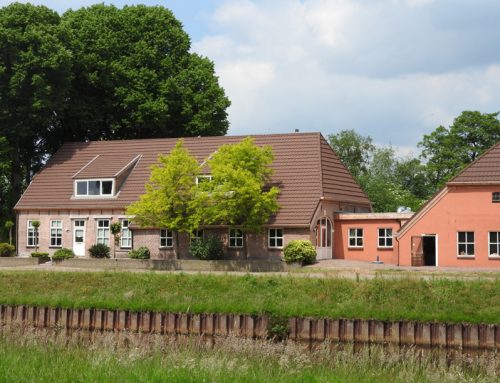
[328, 130, 375, 179]
[419, 111, 500, 190]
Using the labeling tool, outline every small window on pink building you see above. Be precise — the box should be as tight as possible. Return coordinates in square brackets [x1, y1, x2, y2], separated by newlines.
[493, 192, 500, 203]
[348, 228, 363, 248]
[378, 228, 393, 248]
[457, 232, 474, 257]
[489, 232, 500, 257]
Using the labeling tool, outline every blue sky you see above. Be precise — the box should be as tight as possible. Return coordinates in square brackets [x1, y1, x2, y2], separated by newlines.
[2, 0, 500, 155]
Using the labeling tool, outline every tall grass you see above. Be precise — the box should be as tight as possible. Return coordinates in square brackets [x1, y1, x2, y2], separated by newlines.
[0, 271, 498, 323]
[0, 326, 497, 383]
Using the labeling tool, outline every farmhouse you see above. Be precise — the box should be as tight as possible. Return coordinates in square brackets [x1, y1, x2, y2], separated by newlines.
[14, 133, 372, 260]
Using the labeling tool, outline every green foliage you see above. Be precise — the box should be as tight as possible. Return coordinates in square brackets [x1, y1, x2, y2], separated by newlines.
[127, 140, 201, 233]
[283, 240, 316, 265]
[0, 243, 15, 257]
[30, 252, 49, 258]
[30, 220, 40, 229]
[266, 315, 290, 340]
[200, 137, 280, 232]
[419, 111, 500, 190]
[4, 221, 13, 230]
[328, 129, 375, 179]
[51, 248, 75, 261]
[110, 222, 121, 236]
[88, 244, 110, 259]
[128, 247, 151, 260]
[189, 237, 224, 260]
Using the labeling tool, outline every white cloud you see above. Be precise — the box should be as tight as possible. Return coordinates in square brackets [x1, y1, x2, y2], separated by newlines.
[194, 0, 500, 149]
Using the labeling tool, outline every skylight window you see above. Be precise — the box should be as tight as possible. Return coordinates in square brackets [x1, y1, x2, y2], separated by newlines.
[75, 179, 114, 197]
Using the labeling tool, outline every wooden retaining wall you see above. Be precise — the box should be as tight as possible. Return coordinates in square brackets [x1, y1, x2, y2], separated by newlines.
[0, 305, 498, 350]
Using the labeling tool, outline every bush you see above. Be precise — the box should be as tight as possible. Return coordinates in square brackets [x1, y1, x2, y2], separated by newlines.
[283, 240, 316, 265]
[128, 246, 150, 259]
[266, 315, 290, 341]
[0, 243, 15, 257]
[88, 244, 110, 258]
[31, 252, 49, 258]
[189, 236, 224, 260]
[51, 248, 75, 261]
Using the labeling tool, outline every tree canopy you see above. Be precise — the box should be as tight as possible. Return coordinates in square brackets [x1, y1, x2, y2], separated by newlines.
[127, 138, 280, 234]
[0, 2, 230, 235]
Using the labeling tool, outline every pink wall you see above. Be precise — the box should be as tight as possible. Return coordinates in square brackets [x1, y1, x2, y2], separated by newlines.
[398, 185, 500, 268]
[334, 219, 403, 265]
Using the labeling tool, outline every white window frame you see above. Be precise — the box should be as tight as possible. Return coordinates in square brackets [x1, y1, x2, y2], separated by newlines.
[348, 228, 364, 248]
[268, 228, 283, 249]
[27, 220, 39, 248]
[50, 220, 63, 248]
[96, 219, 110, 246]
[493, 192, 500, 203]
[229, 228, 244, 248]
[195, 175, 212, 185]
[160, 229, 173, 248]
[457, 231, 475, 257]
[488, 232, 500, 258]
[74, 179, 115, 197]
[378, 228, 393, 248]
[191, 229, 205, 242]
[120, 219, 132, 249]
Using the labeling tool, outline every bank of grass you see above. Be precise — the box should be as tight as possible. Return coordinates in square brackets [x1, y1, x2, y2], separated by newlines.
[0, 271, 499, 323]
[0, 328, 497, 383]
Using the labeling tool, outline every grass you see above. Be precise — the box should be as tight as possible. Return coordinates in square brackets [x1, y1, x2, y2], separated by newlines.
[0, 326, 497, 383]
[0, 271, 499, 323]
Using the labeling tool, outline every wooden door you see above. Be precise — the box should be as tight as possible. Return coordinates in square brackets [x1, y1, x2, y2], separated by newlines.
[411, 236, 423, 266]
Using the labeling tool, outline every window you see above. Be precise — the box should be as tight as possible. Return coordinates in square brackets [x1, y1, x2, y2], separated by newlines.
[493, 192, 500, 202]
[75, 180, 114, 197]
[27, 220, 39, 247]
[160, 229, 173, 248]
[196, 175, 212, 185]
[378, 228, 393, 248]
[192, 229, 204, 241]
[229, 229, 244, 248]
[457, 231, 474, 256]
[120, 219, 132, 248]
[268, 228, 283, 248]
[348, 228, 363, 248]
[96, 219, 110, 246]
[488, 232, 500, 257]
[50, 220, 62, 247]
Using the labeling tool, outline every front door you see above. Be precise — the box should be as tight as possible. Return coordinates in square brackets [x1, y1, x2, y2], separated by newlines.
[315, 217, 333, 260]
[411, 236, 423, 266]
[73, 220, 86, 257]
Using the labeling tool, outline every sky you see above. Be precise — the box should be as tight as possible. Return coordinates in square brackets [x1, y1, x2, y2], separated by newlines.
[2, 0, 500, 155]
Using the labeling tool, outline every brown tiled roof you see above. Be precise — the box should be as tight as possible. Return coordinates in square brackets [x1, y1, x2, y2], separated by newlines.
[73, 154, 140, 179]
[448, 141, 500, 184]
[15, 133, 370, 226]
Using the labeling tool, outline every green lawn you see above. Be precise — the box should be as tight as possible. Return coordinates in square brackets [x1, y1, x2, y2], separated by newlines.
[0, 331, 496, 383]
[0, 271, 498, 323]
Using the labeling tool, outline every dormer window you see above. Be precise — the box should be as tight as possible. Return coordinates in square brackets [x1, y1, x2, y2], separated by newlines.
[493, 192, 500, 203]
[75, 179, 114, 197]
[196, 175, 212, 185]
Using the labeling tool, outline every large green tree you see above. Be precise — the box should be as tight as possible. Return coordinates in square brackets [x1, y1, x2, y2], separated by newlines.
[419, 111, 500, 190]
[328, 130, 375, 179]
[0, 3, 72, 217]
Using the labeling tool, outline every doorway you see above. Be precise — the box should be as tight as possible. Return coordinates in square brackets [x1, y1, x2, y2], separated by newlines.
[73, 220, 86, 257]
[315, 217, 332, 260]
[422, 235, 436, 266]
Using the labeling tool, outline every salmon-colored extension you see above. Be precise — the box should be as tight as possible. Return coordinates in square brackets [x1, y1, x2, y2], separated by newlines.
[14, 133, 500, 268]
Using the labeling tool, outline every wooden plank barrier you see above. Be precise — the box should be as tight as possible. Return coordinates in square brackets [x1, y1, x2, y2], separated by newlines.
[0, 305, 498, 350]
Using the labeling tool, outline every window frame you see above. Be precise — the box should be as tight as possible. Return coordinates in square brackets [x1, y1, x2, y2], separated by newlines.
[488, 231, 500, 258]
[191, 229, 205, 242]
[27, 220, 39, 248]
[457, 231, 475, 258]
[74, 179, 115, 197]
[348, 228, 364, 248]
[229, 228, 244, 248]
[160, 229, 173, 248]
[268, 228, 284, 249]
[120, 219, 132, 249]
[195, 175, 213, 185]
[492, 192, 500, 203]
[96, 219, 110, 246]
[50, 220, 63, 248]
[377, 228, 393, 249]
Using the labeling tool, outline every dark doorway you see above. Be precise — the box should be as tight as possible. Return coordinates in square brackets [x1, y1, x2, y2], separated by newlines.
[422, 236, 436, 266]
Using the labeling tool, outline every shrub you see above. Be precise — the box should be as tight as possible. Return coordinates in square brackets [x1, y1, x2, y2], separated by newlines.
[0, 243, 15, 257]
[51, 248, 75, 261]
[88, 244, 110, 258]
[128, 246, 150, 259]
[283, 240, 316, 265]
[31, 252, 49, 258]
[189, 236, 224, 260]
[266, 315, 290, 341]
